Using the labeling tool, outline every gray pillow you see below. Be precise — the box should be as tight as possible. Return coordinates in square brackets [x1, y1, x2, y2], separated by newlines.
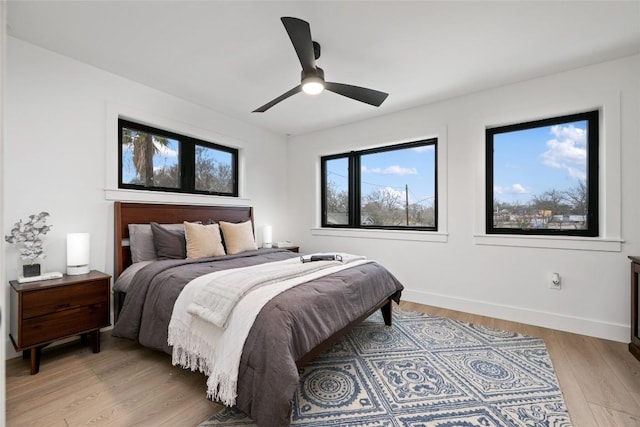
[150, 222, 187, 259]
[129, 223, 186, 262]
[128, 224, 157, 263]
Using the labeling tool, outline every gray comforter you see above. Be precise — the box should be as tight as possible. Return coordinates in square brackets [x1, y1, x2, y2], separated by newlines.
[112, 249, 403, 427]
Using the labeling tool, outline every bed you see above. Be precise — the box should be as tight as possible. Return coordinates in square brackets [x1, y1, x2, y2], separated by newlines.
[111, 202, 403, 427]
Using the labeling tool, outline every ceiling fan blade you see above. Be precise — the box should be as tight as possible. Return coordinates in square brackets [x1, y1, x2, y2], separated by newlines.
[324, 82, 389, 107]
[252, 85, 302, 113]
[281, 17, 316, 75]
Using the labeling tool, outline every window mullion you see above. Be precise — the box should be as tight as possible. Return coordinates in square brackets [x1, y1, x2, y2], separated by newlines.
[182, 140, 195, 192]
[351, 154, 360, 227]
[320, 159, 328, 226]
[486, 130, 495, 234]
[587, 111, 599, 233]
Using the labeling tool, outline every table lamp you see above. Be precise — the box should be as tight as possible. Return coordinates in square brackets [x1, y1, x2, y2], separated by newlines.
[67, 232, 90, 275]
[263, 225, 273, 248]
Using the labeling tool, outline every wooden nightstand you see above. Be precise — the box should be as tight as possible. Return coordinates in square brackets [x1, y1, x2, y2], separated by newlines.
[9, 270, 111, 374]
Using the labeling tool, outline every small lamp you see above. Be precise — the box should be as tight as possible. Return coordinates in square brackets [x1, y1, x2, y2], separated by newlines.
[66, 233, 90, 275]
[262, 225, 273, 248]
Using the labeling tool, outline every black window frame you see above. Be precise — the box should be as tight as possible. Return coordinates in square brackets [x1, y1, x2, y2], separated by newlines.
[486, 110, 599, 237]
[321, 138, 438, 231]
[118, 118, 238, 197]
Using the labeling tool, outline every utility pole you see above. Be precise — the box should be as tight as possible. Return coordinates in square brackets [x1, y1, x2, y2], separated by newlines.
[405, 184, 409, 226]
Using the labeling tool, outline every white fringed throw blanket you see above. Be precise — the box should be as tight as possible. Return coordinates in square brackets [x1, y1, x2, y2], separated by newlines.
[168, 254, 370, 406]
[187, 254, 362, 328]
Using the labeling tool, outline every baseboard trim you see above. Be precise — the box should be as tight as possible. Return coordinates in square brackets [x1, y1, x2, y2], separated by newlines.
[402, 288, 629, 343]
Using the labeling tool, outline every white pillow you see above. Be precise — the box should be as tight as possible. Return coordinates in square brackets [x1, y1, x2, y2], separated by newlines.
[219, 220, 258, 255]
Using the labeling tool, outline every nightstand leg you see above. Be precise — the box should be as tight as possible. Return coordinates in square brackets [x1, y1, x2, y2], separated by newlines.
[29, 347, 42, 375]
[90, 330, 100, 353]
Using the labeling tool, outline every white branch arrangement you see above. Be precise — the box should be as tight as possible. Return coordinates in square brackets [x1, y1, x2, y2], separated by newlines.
[4, 212, 53, 264]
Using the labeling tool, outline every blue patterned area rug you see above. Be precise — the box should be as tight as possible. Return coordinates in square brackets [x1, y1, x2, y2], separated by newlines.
[200, 308, 572, 426]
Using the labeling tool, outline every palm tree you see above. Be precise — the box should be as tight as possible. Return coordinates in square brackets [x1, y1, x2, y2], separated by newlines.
[121, 128, 169, 187]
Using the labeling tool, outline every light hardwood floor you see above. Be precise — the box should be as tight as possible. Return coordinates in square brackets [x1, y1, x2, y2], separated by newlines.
[6, 301, 640, 426]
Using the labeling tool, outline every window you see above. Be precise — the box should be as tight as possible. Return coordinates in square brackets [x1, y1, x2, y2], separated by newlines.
[119, 119, 238, 196]
[321, 139, 437, 230]
[486, 110, 598, 236]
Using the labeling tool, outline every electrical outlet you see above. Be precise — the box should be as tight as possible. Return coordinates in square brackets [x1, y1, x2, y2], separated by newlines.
[550, 272, 561, 290]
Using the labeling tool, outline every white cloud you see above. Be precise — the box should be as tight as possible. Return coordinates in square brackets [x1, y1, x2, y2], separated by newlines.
[494, 183, 528, 195]
[362, 165, 418, 176]
[511, 183, 527, 193]
[540, 124, 586, 175]
[566, 166, 586, 180]
[382, 186, 405, 199]
[155, 140, 179, 158]
[411, 145, 435, 153]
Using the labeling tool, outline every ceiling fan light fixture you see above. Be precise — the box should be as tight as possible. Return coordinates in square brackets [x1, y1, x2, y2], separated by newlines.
[301, 67, 325, 95]
[302, 78, 324, 95]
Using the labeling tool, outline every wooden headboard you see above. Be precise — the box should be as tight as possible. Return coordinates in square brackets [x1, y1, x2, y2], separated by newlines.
[114, 202, 254, 279]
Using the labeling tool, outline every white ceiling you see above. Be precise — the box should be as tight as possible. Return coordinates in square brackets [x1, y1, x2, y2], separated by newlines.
[7, 1, 640, 136]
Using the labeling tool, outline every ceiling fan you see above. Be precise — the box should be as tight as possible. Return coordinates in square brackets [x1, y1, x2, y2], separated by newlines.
[252, 17, 389, 113]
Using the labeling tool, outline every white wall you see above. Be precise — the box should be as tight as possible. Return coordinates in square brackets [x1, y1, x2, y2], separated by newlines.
[0, 1, 7, 421]
[4, 37, 289, 354]
[287, 55, 640, 342]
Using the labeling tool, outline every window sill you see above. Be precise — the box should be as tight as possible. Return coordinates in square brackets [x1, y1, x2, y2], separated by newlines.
[473, 233, 623, 252]
[311, 227, 448, 243]
[104, 188, 251, 206]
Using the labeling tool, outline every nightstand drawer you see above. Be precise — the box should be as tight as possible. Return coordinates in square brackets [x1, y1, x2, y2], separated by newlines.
[20, 303, 108, 347]
[22, 280, 108, 319]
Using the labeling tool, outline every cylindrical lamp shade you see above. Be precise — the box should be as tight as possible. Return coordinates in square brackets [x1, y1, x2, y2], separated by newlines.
[262, 225, 273, 248]
[67, 233, 90, 275]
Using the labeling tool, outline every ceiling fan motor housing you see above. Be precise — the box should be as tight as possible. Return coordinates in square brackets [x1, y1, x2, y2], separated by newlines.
[301, 66, 324, 84]
[313, 41, 321, 60]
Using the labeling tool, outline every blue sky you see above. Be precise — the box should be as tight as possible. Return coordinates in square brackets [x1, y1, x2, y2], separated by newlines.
[492, 120, 588, 204]
[327, 145, 436, 207]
